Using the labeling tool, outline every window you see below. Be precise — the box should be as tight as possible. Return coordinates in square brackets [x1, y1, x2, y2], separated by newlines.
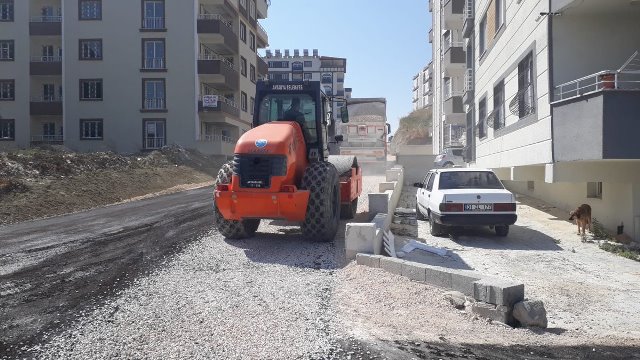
[143, 39, 166, 69]
[321, 73, 332, 84]
[275, 73, 289, 81]
[80, 119, 103, 140]
[257, 94, 318, 145]
[587, 182, 603, 199]
[143, 79, 166, 110]
[240, 22, 246, 43]
[517, 52, 535, 118]
[268, 61, 289, 68]
[249, 0, 256, 19]
[0, 40, 14, 60]
[478, 97, 487, 138]
[79, 0, 101, 20]
[303, 73, 312, 80]
[0, 79, 14, 100]
[79, 39, 102, 60]
[0, 119, 14, 140]
[495, 0, 505, 32]
[80, 79, 103, 100]
[292, 73, 303, 81]
[438, 171, 504, 190]
[250, 64, 256, 82]
[304, 61, 313, 68]
[241, 91, 247, 112]
[142, 0, 165, 30]
[240, 57, 247, 77]
[493, 80, 505, 129]
[240, 0, 247, 9]
[0, 0, 14, 21]
[479, 14, 487, 55]
[143, 119, 166, 149]
[250, 97, 255, 115]
[426, 173, 435, 191]
[249, 32, 256, 51]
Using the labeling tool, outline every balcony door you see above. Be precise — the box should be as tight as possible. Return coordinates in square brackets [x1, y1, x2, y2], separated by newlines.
[42, 45, 54, 61]
[144, 120, 166, 149]
[43, 84, 55, 101]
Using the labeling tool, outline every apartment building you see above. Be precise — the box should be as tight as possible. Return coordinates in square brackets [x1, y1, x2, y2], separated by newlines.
[430, 0, 467, 152]
[0, 0, 269, 155]
[412, 62, 433, 111]
[431, 0, 640, 240]
[265, 49, 347, 148]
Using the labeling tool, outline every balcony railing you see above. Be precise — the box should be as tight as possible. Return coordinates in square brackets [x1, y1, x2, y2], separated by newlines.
[553, 70, 640, 103]
[199, 95, 238, 109]
[199, 50, 236, 70]
[31, 55, 62, 62]
[197, 13, 234, 29]
[31, 95, 63, 102]
[30, 16, 61, 22]
[142, 17, 165, 30]
[31, 135, 63, 142]
[144, 138, 166, 149]
[464, 0, 474, 19]
[443, 40, 465, 54]
[199, 134, 236, 143]
[464, 68, 474, 92]
[143, 58, 166, 69]
[144, 98, 166, 110]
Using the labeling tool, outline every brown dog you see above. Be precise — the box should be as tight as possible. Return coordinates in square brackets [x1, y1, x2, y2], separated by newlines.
[569, 204, 592, 235]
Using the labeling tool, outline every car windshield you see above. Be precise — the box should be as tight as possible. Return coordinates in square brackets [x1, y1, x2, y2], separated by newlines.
[438, 171, 505, 190]
[257, 94, 318, 145]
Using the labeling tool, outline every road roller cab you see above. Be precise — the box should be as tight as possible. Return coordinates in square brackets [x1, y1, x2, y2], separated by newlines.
[213, 81, 362, 242]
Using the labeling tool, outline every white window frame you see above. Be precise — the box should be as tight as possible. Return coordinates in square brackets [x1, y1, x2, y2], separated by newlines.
[0, 40, 13, 60]
[80, 79, 103, 100]
[240, 0, 247, 9]
[479, 14, 487, 55]
[249, 0, 256, 19]
[80, 119, 104, 140]
[0, 80, 14, 100]
[80, 39, 102, 60]
[495, 0, 505, 32]
[0, 0, 14, 21]
[143, 0, 165, 29]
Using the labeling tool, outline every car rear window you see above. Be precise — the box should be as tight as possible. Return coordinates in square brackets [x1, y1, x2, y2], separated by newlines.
[438, 171, 504, 190]
[451, 149, 463, 156]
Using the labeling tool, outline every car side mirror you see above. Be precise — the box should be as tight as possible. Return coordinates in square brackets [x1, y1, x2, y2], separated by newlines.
[340, 106, 349, 123]
[414, 182, 423, 188]
[334, 135, 344, 142]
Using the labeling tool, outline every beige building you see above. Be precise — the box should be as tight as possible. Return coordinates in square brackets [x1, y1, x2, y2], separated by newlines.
[0, 0, 269, 155]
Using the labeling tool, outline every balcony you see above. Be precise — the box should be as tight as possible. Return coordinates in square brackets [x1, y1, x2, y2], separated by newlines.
[442, 40, 466, 75]
[197, 14, 238, 53]
[257, 0, 269, 19]
[552, 69, 640, 161]
[257, 56, 268, 76]
[443, 89, 465, 125]
[30, 96, 63, 116]
[443, 0, 464, 30]
[256, 22, 269, 48]
[30, 56, 62, 75]
[462, 0, 474, 38]
[463, 68, 474, 104]
[29, 16, 62, 36]
[31, 135, 63, 145]
[198, 95, 241, 118]
[197, 134, 237, 155]
[198, 51, 239, 91]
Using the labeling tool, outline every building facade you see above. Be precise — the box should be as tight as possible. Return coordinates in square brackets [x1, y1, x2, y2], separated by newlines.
[0, 0, 269, 155]
[265, 49, 347, 144]
[412, 62, 433, 111]
[431, 0, 640, 240]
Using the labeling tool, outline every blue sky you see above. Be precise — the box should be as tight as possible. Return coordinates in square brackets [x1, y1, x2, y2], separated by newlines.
[262, 0, 432, 133]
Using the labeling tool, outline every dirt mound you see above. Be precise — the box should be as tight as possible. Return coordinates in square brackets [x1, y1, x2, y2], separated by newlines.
[391, 107, 432, 150]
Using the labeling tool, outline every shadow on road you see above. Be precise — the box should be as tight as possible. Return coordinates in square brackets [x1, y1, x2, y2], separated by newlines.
[448, 224, 562, 251]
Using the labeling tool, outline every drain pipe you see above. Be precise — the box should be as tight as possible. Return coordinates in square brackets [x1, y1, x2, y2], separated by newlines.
[547, 0, 556, 164]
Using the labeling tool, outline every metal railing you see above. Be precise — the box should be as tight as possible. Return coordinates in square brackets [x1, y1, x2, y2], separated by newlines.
[199, 46, 236, 70]
[553, 70, 640, 102]
[31, 135, 63, 142]
[30, 16, 61, 22]
[31, 55, 62, 62]
[197, 13, 234, 29]
[199, 95, 238, 109]
[444, 83, 464, 99]
[142, 17, 165, 29]
[144, 138, 166, 149]
[199, 134, 236, 143]
[464, 68, 474, 92]
[464, 0, 474, 19]
[443, 39, 465, 53]
[31, 95, 63, 102]
[257, 22, 268, 39]
[144, 98, 166, 110]
[143, 58, 166, 69]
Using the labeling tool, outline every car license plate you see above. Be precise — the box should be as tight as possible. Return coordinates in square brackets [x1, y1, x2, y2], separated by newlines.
[464, 204, 493, 212]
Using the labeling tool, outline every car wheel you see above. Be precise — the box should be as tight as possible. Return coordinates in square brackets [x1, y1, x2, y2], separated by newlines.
[495, 225, 509, 237]
[429, 212, 445, 236]
[416, 202, 426, 220]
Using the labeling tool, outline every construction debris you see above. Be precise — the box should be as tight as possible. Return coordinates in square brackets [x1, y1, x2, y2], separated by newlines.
[401, 239, 449, 257]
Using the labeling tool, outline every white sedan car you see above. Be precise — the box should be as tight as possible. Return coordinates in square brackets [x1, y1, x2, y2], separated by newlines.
[415, 168, 517, 237]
